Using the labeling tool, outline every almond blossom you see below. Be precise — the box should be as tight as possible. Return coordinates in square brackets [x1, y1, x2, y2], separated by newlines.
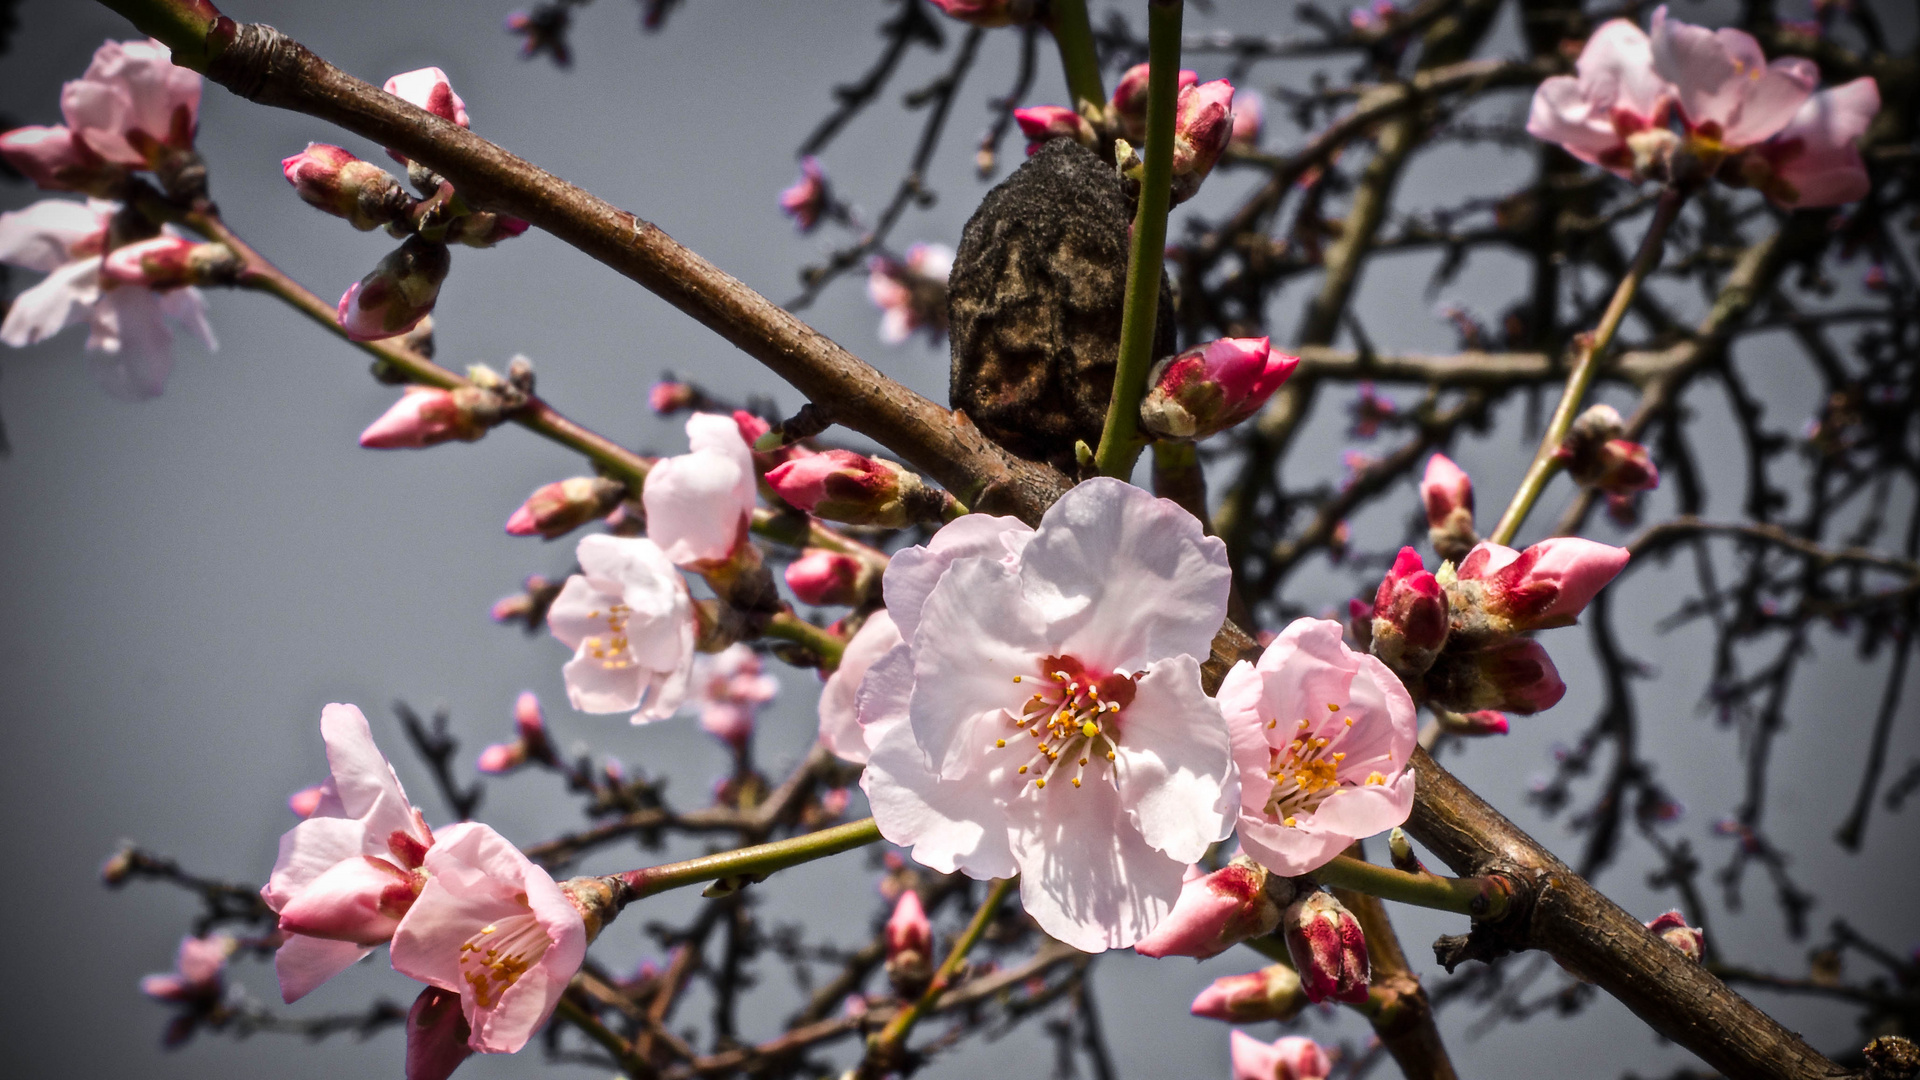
[547, 534, 697, 721]
[642, 412, 758, 568]
[262, 703, 435, 1003]
[779, 156, 829, 232]
[859, 478, 1238, 952]
[1525, 19, 1676, 179]
[1650, 6, 1817, 159]
[1230, 1031, 1332, 1080]
[0, 38, 200, 189]
[1736, 77, 1880, 208]
[691, 643, 779, 751]
[0, 198, 215, 399]
[1218, 618, 1418, 877]
[867, 243, 952, 345]
[817, 610, 902, 764]
[389, 821, 587, 1055]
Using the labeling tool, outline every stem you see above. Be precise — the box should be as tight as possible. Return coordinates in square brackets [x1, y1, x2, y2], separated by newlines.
[618, 817, 881, 901]
[763, 610, 848, 668]
[96, 0, 228, 68]
[1046, 0, 1104, 109]
[1487, 186, 1686, 545]
[1312, 854, 1512, 920]
[1092, 0, 1182, 479]
[867, 877, 1018, 1068]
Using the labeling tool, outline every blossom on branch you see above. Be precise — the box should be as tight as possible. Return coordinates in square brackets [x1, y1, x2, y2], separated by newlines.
[548, 534, 697, 722]
[1525, 19, 1676, 180]
[817, 610, 901, 764]
[140, 934, 233, 1005]
[42, 39, 200, 173]
[779, 156, 830, 232]
[1734, 77, 1880, 208]
[860, 478, 1237, 952]
[1650, 6, 1817, 162]
[1445, 537, 1631, 643]
[690, 643, 779, 751]
[642, 412, 758, 568]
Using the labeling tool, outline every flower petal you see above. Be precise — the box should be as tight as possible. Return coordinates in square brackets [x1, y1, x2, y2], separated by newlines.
[883, 513, 1034, 644]
[1004, 773, 1189, 952]
[274, 934, 372, 1004]
[907, 556, 1051, 777]
[862, 696, 1016, 879]
[1108, 655, 1236, 864]
[0, 255, 100, 347]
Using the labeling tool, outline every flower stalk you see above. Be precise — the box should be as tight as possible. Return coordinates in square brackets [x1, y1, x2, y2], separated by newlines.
[1093, 0, 1182, 479]
[864, 876, 1018, 1074]
[1311, 854, 1512, 921]
[617, 817, 881, 902]
[763, 609, 848, 668]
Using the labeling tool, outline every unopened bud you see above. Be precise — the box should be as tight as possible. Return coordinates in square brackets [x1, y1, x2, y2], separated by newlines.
[1387, 828, 1425, 874]
[0, 125, 122, 195]
[1447, 537, 1630, 644]
[100, 846, 138, 887]
[1283, 890, 1370, 1004]
[1229, 89, 1264, 149]
[100, 236, 237, 289]
[1013, 105, 1097, 156]
[1169, 79, 1236, 204]
[1423, 636, 1566, 715]
[1111, 63, 1199, 141]
[282, 143, 412, 231]
[1135, 857, 1293, 960]
[1555, 404, 1659, 495]
[1646, 911, 1704, 963]
[1420, 453, 1477, 562]
[405, 986, 473, 1080]
[927, 0, 1040, 28]
[1435, 708, 1510, 736]
[1189, 964, 1308, 1022]
[765, 449, 948, 527]
[1369, 547, 1449, 678]
[475, 741, 527, 774]
[649, 380, 700, 415]
[1139, 337, 1298, 440]
[358, 384, 504, 449]
[885, 889, 934, 997]
[505, 476, 625, 539]
[445, 210, 531, 248]
[382, 67, 470, 165]
[1347, 597, 1374, 651]
[337, 236, 451, 342]
[1231, 1032, 1333, 1080]
[785, 548, 869, 607]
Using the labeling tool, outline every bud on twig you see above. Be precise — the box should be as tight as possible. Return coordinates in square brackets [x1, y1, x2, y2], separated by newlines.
[885, 889, 933, 998]
[1138, 337, 1298, 441]
[1134, 857, 1296, 960]
[505, 476, 626, 539]
[1420, 453, 1477, 562]
[1369, 548, 1449, 679]
[337, 236, 451, 342]
[785, 548, 870, 607]
[1555, 404, 1660, 496]
[100, 236, 239, 289]
[282, 143, 413, 231]
[1282, 890, 1370, 1004]
[404, 986, 472, 1080]
[765, 449, 955, 526]
[1188, 964, 1308, 1022]
[1423, 636, 1566, 714]
[1646, 910, 1704, 963]
[1013, 106, 1098, 156]
[358, 384, 508, 449]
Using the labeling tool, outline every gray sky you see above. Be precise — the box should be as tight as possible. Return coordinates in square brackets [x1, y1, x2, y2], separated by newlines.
[1, 1, 1914, 1077]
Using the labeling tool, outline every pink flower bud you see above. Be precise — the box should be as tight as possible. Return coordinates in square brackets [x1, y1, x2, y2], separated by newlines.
[648, 380, 697, 414]
[475, 741, 528, 774]
[885, 888, 934, 996]
[766, 448, 935, 527]
[1112, 63, 1200, 140]
[1450, 537, 1631, 639]
[0, 125, 121, 194]
[1230, 1030, 1333, 1080]
[505, 476, 626, 539]
[288, 784, 325, 818]
[1230, 90, 1264, 148]
[101, 235, 223, 289]
[1420, 453, 1478, 561]
[382, 67, 469, 164]
[141, 935, 233, 1005]
[358, 386, 499, 449]
[1646, 910, 1705, 962]
[275, 855, 422, 945]
[1135, 858, 1284, 959]
[445, 210, 531, 248]
[1139, 337, 1298, 440]
[1189, 964, 1307, 1022]
[405, 986, 474, 1080]
[337, 237, 451, 341]
[1555, 404, 1659, 495]
[1013, 106, 1097, 155]
[1437, 709, 1510, 736]
[1369, 547, 1450, 678]
[1282, 890, 1370, 1004]
[780, 156, 829, 232]
[927, 0, 1038, 29]
[282, 143, 410, 231]
[785, 548, 867, 606]
[1424, 636, 1567, 714]
[1170, 79, 1237, 202]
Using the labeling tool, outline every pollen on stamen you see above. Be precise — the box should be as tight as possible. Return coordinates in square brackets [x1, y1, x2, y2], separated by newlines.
[1012, 675, 1022, 683]
[995, 739, 1006, 748]
[1035, 778, 1047, 789]
[1326, 703, 1339, 711]
[1071, 777, 1081, 787]
[1106, 750, 1115, 760]
[1344, 717, 1354, 727]
[1267, 718, 1278, 729]
[1284, 816, 1298, 827]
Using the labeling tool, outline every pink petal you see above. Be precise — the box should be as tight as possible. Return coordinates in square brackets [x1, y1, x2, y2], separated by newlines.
[274, 934, 372, 1004]
[818, 610, 901, 764]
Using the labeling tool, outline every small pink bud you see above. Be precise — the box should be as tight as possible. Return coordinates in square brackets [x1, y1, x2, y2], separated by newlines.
[382, 67, 470, 163]
[785, 548, 867, 606]
[1112, 63, 1200, 140]
[1231, 1031, 1333, 1080]
[1424, 636, 1567, 715]
[1555, 404, 1659, 495]
[282, 143, 410, 231]
[0, 125, 121, 194]
[766, 449, 937, 527]
[1369, 547, 1450, 678]
[1169, 79, 1237, 202]
[780, 156, 829, 232]
[1282, 890, 1370, 1004]
[475, 741, 527, 775]
[288, 784, 325, 818]
[101, 235, 229, 289]
[1229, 90, 1264, 148]
[358, 386, 499, 449]
[505, 476, 625, 539]
[1438, 709, 1510, 736]
[513, 690, 546, 743]
[405, 986, 474, 1080]
[1139, 337, 1298, 440]
[885, 889, 934, 996]
[1189, 964, 1307, 1022]
[819, 787, 851, 818]
[275, 855, 420, 945]
[337, 237, 451, 342]
[1646, 911, 1705, 962]
[1013, 106, 1097, 155]
[1135, 858, 1284, 960]
[1420, 453, 1478, 561]
[649, 380, 699, 415]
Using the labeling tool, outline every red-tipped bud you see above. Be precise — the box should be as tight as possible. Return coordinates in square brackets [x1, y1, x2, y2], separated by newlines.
[358, 385, 502, 449]
[100, 236, 236, 289]
[1420, 453, 1478, 561]
[785, 548, 868, 607]
[649, 380, 699, 415]
[1369, 547, 1450, 678]
[1169, 79, 1237, 203]
[1283, 891, 1370, 1004]
[766, 449, 945, 527]
[885, 889, 934, 997]
[0, 125, 122, 194]
[383, 68, 469, 165]
[282, 143, 411, 231]
[276, 855, 421, 945]
[1646, 911, 1705, 963]
[1140, 337, 1298, 440]
[1555, 404, 1659, 495]
[504, 476, 625, 539]
[337, 237, 451, 342]
[1424, 636, 1566, 715]
[1449, 537, 1631, 642]
[1013, 106, 1097, 155]
[1135, 858, 1287, 960]
[475, 741, 527, 774]
[1112, 63, 1200, 140]
[405, 986, 474, 1080]
[1437, 709, 1510, 736]
[1189, 964, 1308, 1022]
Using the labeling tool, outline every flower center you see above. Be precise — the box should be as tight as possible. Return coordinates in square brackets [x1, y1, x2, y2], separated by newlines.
[993, 655, 1137, 792]
[458, 905, 551, 1009]
[1263, 702, 1389, 827]
[580, 603, 634, 669]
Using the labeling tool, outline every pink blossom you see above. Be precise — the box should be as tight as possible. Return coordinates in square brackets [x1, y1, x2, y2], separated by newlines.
[1218, 618, 1418, 877]
[140, 934, 233, 1003]
[383, 67, 470, 164]
[337, 236, 450, 342]
[1230, 1030, 1333, 1080]
[0, 198, 215, 399]
[780, 156, 829, 232]
[1526, 19, 1676, 179]
[860, 478, 1237, 952]
[358, 387, 492, 449]
[1741, 77, 1879, 208]
[1650, 6, 1817, 154]
[390, 822, 587, 1055]
[1438, 709, 1510, 736]
[642, 412, 758, 568]
[1420, 453, 1477, 559]
[1230, 90, 1264, 148]
[1112, 63, 1200, 141]
[767, 448, 928, 527]
[1451, 537, 1631, 635]
[692, 644, 779, 751]
[1013, 106, 1097, 155]
[0, 125, 118, 194]
[867, 243, 952, 344]
[1133, 858, 1282, 959]
[818, 610, 902, 764]
[1139, 337, 1298, 440]
[262, 704, 435, 1003]
[58, 38, 200, 168]
[1370, 548, 1450, 678]
[1189, 965, 1307, 1022]
[548, 534, 697, 721]
[786, 548, 867, 606]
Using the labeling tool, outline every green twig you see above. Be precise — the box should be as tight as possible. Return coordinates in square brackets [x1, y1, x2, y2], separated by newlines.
[617, 817, 882, 901]
[763, 609, 849, 668]
[1312, 854, 1512, 920]
[864, 876, 1018, 1074]
[1046, 0, 1105, 109]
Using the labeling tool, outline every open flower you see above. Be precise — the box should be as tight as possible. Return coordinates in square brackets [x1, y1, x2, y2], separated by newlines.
[691, 643, 779, 751]
[390, 822, 587, 1055]
[860, 478, 1238, 952]
[867, 243, 952, 345]
[262, 704, 434, 1003]
[0, 198, 215, 399]
[140, 934, 233, 1005]
[1736, 77, 1879, 208]
[1218, 618, 1417, 877]
[642, 412, 758, 568]
[1230, 1031, 1333, 1080]
[780, 156, 830, 232]
[1525, 19, 1676, 179]
[548, 534, 697, 721]
[1650, 6, 1817, 162]
[818, 610, 902, 764]
[56, 38, 201, 169]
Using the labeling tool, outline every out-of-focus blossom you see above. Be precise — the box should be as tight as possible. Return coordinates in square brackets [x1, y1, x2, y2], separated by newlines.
[141, 934, 233, 1004]
[1734, 77, 1879, 208]
[1229, 90, 1264, 148]
[289, 784, 326, 818]
[358, 385, 500, 449]
[476, 691, 553, 776]
[0, 197, 215, 399]
[1349, 0, 1402, 34]
[1526, 19, 1677, 179]
[99, 234, 235, 289]
[262, 704, 435, 1003]
[1424, 636, 1567, 714]
[1169, 79, 1237, 203]
[1557, 404, 1660, 496]
[860, 478, 1237, 952]
[1190, 964, 1308, 1023]
[1349, 382, 1396, 438]
[1446, 537, 1631, 643]
[786, 548, 868, 606]
[1218, 618, 1417, 877]
[282, 143, 412, 231]
[338, 236, 451, 342]
[58, 38, 201, 168]
[0, 125, 120, 195]
[1139, 337, 1298, 441]
[1346, 597, 1374, 652]
[1283, 890, 1369, 1004]
[884, 888, 934, 995]
[1369, 548, 1450, 679]
[780, 156, 830, 232]
[383, 67, 470, 164]
[691, 644, 779, 752]
[1436, 709, 1510, 736]
[405, 986, 473, 1080]
[648, 379, 700, 415]
[505, 476, 625, 539]
[643, 412, 758, 568]
[767, 448, 940, 527]
[505, 7, 573, 67]
[1134, 857, 1285, 960]
[1650, 6, 1817, 161]
[1112, 63, 1200, 141]
[1014, 106, 1098, 156]
[548, 534, 697, 722]
[1647, 910, 1705, 962]
[927, 0, 1037, 28]
[1421, 453, 1478, 561]
[390, 822, 587, 1055]
[1231, 1030, 1334, 1080]
[868, 243, 952, 345]
[818, 610, 901, 764]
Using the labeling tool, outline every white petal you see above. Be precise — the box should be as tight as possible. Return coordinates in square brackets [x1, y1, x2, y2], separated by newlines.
[0, 200, 109, 272]
[1004, 772, 1188, 952]
[883, 514, 1033, 644]
[274, 934, 372, 1004]
[0, 256, 100, 347]
[907, 556, 1050, 777]
[1108, 656, 1236, 864]
[87, 288, 175, 399]
[862, 712, 1016, 879]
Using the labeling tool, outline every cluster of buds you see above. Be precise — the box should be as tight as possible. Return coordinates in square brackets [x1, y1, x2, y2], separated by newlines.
[766, 449, 957, 527]
[505, 476, 627, 539]
[476, 691, 558, 774]
[1554, 404, 1659, 497]
[1189, 963, 1308, 1022]
[1369, 548, 1449, 681]
[1646, 910, 1705, 962]
[360, 359, 532, 449]
[1138, 337, 1300, 441]
[884, 889, 934, 998]
[1282, 890, 1370, 1004]
[1134, 856, 1298, 960]
[100, 235, 240, 290]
